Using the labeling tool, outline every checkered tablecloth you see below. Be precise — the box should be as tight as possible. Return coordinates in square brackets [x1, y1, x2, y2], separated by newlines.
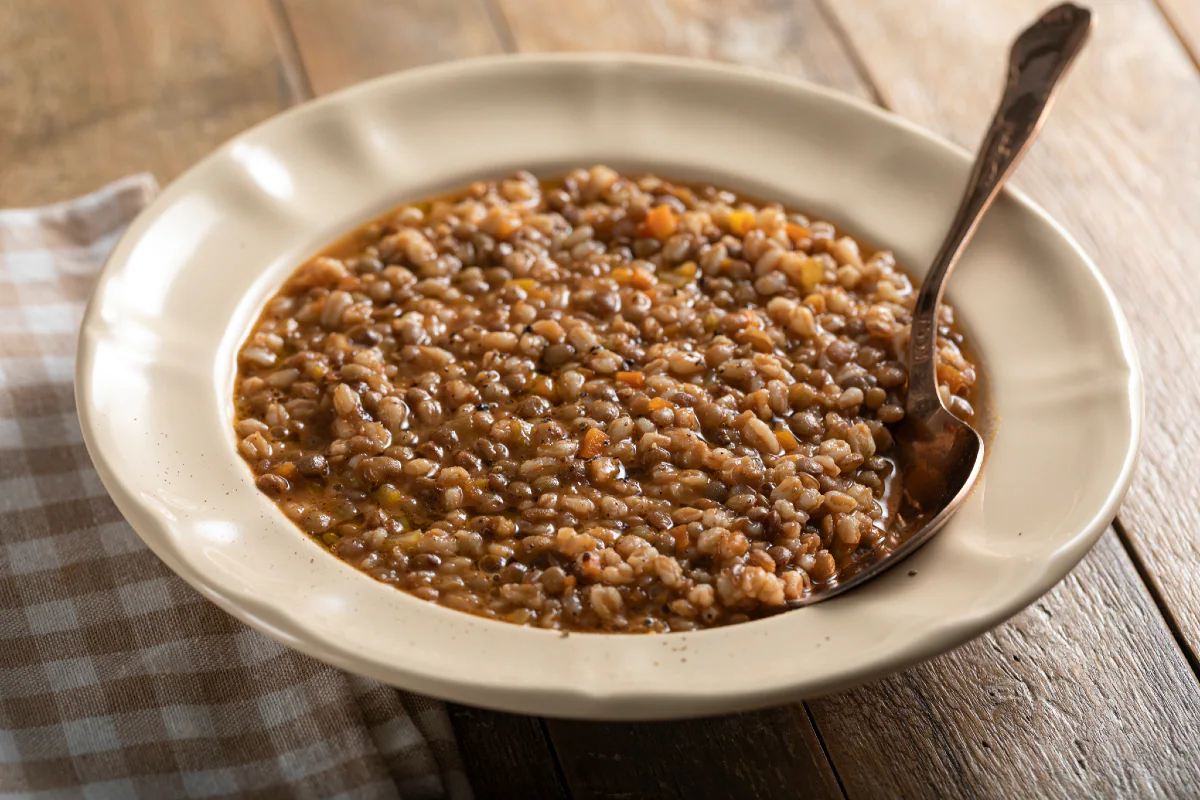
[0, 176, 471, 799]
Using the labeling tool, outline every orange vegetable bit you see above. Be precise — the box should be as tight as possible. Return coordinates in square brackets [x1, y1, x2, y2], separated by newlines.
[728, 210, 756, 237]
[629, 269, 656, 290]
[616, 371, 644, 388]
[798, 257, 824, 292]
[661, 261, 698, 287]
[785, 222, 812, 244]
[611, 266, 633, 284]
[669, 525, 691, 555]
[740, 327, 775, 353]
[493, 215, 520, 240]
[579, 427, 611, 459]
[530, 374, 556, 398]
[646, 397, 671, 411]
[937, 363, 968, 394]
[274, 461, 298, 479]
[775, 428, 799, 450]
[640, 204, 679, 241]
[505, 278, 537, 291]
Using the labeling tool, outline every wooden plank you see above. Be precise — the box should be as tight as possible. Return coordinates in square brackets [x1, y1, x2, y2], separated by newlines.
[546, 707, 844, 800]
[810, 532, 1200, 796]
[447, 705, 570, 799]
[278, 0, 506, 96]
[820, 0, 1200, 682]
[0, 0, 290, 206]
[494, 0, 872, 101]
[1156, 0, 1200, 69]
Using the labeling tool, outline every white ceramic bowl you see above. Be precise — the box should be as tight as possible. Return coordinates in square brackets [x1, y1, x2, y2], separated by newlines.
[77, 54, 1140, 720]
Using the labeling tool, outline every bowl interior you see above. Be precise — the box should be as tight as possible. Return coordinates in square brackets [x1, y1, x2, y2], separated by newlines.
[78, 54, 1139, 719]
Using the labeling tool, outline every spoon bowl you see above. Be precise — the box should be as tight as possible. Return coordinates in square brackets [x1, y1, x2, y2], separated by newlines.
[894, 407, 986, 523]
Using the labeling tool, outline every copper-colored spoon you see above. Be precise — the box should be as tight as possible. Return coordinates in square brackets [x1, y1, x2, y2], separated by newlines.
[789, 3, 1093, 607]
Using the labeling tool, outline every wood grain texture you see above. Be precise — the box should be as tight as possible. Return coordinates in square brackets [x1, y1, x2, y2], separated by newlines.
[810, 532, 1200, 796]
[546, 706, 844, 800]
[57, 0, 1200, 796]
[278, 0, 506, 96]
[494, 0, 872, 100]
[822, 0, 1200, 680]
[447, 705, 569, 799]
[0, 0, 290, 206]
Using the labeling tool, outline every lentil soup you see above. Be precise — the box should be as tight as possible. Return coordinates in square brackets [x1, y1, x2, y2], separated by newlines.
[233, 167, 979, 632]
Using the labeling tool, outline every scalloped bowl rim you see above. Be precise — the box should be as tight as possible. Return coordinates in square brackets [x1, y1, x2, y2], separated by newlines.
[77, 53, 1141, 719]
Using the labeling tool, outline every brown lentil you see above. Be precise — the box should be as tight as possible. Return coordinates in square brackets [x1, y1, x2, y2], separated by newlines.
[234, 167, 979, 633]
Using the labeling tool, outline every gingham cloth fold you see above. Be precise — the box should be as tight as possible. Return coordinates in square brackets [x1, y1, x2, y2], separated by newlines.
[0, 176, 471, 800]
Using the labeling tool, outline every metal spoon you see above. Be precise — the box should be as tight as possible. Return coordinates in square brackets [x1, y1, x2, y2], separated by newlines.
[789, 3, 1093, 607]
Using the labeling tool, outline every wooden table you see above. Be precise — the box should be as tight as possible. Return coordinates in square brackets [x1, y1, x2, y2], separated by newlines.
[7, 0, 1200, 796]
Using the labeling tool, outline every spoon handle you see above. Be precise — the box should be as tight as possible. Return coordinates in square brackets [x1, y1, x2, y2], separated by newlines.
[906, 3, 1093, 420]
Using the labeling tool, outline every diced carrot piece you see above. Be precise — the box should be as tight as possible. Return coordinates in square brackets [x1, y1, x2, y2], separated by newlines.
[579, 427, 610, 459]
[669, 525, 691, 554]
[562, 575, 577, 591]
[785, 223, 812, 244]
[505, 278, 537, 291]
[728, 210, 756, 237]
[661, 261, 698, 287]
[611, 267, 633, 284]
[530, 375, 556, 398]
[494, 215, 520, 240]
[741, 327, 775, 353]
[578, 553, 602, 578]
[937, 363, 967, 394]
[640, 204, 679, 240]
[776, 428, 799, 450]
[275, 462, 298, 479]
[630, 269, 656, 290]
[647, 397, 671, 411]
[616, 371, 644, 388]
[799, 258, 824, 291]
